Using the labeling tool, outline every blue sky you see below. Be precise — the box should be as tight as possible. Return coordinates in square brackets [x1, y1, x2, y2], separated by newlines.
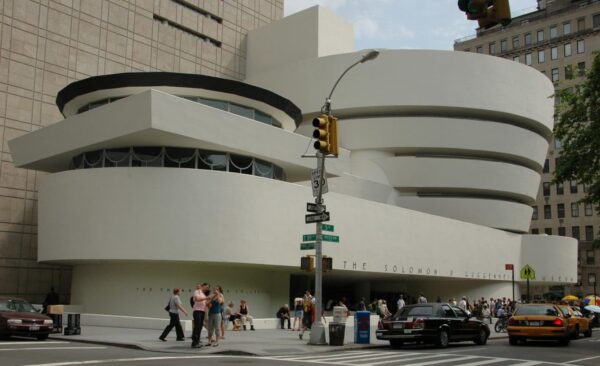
[284, 0, 537, 50]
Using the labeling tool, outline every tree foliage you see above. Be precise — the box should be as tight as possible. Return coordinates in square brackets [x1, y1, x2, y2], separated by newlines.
[553, 52, 600, 244]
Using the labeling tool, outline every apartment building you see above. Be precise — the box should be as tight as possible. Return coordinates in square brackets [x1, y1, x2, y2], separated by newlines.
[454, 0, 600, 299]
[0, 0, 284, 304]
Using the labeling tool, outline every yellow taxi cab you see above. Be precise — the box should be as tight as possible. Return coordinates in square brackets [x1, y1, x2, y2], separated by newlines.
[507, 303, 574, 346]
[557, 305, 592, 338]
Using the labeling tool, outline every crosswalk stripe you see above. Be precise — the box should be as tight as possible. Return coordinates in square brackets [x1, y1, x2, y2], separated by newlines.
[507, 362, 542, 366]
[460, 358, 512, 366]
[400, 356, 479, 366]
[0, 341, 69, 346]
[327, 352, 420, 364]
[364, 353, 454, 366]
[0, 346, 106, 352]
[276, 351, 380, 361]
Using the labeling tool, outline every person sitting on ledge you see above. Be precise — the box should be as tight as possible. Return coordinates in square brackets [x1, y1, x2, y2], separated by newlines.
[239, 299, 255, 331]
[276, 304, 291, 329]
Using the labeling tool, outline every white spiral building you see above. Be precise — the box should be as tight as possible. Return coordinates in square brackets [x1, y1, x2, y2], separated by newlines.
[7, 6, 576, 319]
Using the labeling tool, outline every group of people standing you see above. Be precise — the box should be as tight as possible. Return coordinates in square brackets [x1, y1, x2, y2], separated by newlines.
[159, 284, 255, 349]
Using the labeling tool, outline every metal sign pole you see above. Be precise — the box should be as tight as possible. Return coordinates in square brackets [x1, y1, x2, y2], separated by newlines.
[309, 151, 327, 345]
[512, 268, 515, 303]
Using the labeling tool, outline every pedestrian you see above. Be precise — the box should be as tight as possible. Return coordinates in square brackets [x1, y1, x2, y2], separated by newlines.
[358, 297, 366, 311]
[207, 285, 224, 346]
[159, 288, 188, 342]
[397, 294, 406, 311]
[276, 304, 291, 329]
[379, 300, 392, 319]
[42, 287, 59, 314]
[218, 286, 226, 340]
[239, 299, 255, 331]
[292, 297, 303, 331]
[458, 296, 468, 311]
[299, 293, 313, 340]
[191, 283, 209, 348]
[418, 293, 427, 304]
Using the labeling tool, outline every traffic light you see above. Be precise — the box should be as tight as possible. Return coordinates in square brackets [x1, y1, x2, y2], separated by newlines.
[322, 256, 333, 272]
[301, 256, 314, 272]
[312, 114, 339, 156]
[458, 0, 511, 29]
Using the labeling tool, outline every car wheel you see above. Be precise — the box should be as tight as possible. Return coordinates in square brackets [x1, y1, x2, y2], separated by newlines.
[389, 339, 403, 348]
[474, 328, 488, 345]
[437, 329, 449, 348]
[36, 334, 49, 341]
[509, 336, 518, 345]
[583, 326, 592, 338]
[558, 337, 570, 346]
[572, 325, 580, 339]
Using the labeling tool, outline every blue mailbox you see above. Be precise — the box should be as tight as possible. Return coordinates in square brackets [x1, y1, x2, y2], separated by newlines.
[354, 311, 370, 344]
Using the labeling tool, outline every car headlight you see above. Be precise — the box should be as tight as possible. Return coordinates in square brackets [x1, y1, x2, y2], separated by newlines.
[43, 319, 53, 325]
[7, 319, 22, 324]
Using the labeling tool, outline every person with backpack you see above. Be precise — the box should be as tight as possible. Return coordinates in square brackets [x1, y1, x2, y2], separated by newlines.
[299, 291, 313, 340]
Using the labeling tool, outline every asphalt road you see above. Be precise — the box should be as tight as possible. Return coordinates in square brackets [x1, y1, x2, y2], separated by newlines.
[2, 333, 600, 366]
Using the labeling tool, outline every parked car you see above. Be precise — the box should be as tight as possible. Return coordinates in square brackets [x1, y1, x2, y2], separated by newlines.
[558, 305, 592, 338]
[0, 297, 53, 340]
[507, 303, 574, 346]
[376, 303, 490, 348]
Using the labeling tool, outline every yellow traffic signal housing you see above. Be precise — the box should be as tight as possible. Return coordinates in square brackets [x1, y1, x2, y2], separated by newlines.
[301, 256, 314, 272]
[458, 0, 511, 30]
[312, 114, 339, 156]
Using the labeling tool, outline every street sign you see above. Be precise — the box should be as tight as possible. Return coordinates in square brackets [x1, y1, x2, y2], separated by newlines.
[306, 202, 325, 213]
[305, 211, 330, 224]
[303, 234, 317, 242]
[300, 242, 315, 250]
[322, 224, 334, 232]
[520, 264, 536, 280]
[311, 169, 328, 197]
[505, 264, 514, 270]
[322, 234, 340, 243]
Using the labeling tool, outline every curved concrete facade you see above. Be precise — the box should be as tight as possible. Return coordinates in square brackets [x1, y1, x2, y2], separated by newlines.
[247, 49, 554, 233]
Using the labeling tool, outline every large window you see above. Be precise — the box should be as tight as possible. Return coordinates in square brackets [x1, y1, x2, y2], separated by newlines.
[552, 68, 559, 82]
[571, 202, 579, 217]
[538, 50, 545, 63]
[577, 39, 585, 54]
[556, 182, 564, 195]
[500, 39, 507, 52]
[543, 182, 551, 196]
[550, 25, 558, 39]
[558, 227, 566, 236]
[594, 14, 600, 28]
[585, 203, 593, 216]
[525, 53, 532, 65]
[572, 226, 580, 240]
[537, 29, 544, 42]
[71, 147, 286, 181]
[524, 33, 532, 46]
[544, 205, 552, 219]
[570, 180, 578, 193]
[532, 206, 538, 220]
[551, 47, 558, 60]
[512, 36, 520, 49]
[563, 22, 571, 35]
[545, 228, 552, 235]
[557, 203, 565, 218]
[585, 226, 595, 241]
[578, 62, 586, 76]
[564, 43, 572, 57]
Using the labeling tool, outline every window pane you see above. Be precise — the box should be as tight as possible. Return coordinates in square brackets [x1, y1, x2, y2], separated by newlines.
[537, 30, 544, 42]
[556, 183, 564, 195]
[558, 203, 565, 218]
[558, 227, 566, 236]
[577, 40, 585, 53]
[563, 22, 571, 35]
[544, 205, 551, 219]
[489, 42, 496, 54]
[543, 159, 549, 173]
[585, 226, 594, 241]
[229, 103, 254, 119]
[165, 147, 196, 168]
[476, 46, 483, 53]
[105, 148, 131, 167]
[550, 26, 557, 38]
[512, 36, 519, 48]
[198, 98, 228, 111]
[229, 154, 253, 174]
[255, 110, 272, 125]
[564, 43, 572, 57]
[577, 18, 585, 31]
[84, 150, 103, 168]
[198, 151, 227, 171]
[532, 206, 538, 220]
[552, 68, 559, 82]
[538, 50, 545, 63]
[551, 47, 558, 60]
[254, 159, 273, 178]
[500, 39, 507, 52]
[571, 203, 579, 217]
[572, 226, 580, 240]
[593, 14, 600, 28]
[132, 147, 162, 167]
[525, 53, 532, 65]
[524, 33, 531, 45]
[585, 203, 593, 216]
[570, 181, 578, 193]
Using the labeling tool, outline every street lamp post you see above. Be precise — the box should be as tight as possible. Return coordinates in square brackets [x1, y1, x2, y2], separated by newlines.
[308, 50, 379, 346]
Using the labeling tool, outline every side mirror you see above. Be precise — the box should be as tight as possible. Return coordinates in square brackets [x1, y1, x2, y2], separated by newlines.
[564, 314, 571, 319]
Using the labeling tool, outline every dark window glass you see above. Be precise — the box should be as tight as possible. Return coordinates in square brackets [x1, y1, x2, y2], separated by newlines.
[552, 68, 559, 82]
[585, 203, 593, 216]
[550, 25, 558, 39]
[198, 98, 228, 111]
[84, 150, 103, 168]
[545, 228, 552, 235]
[105, 148, 131, 167]
[72, 154, 84, 169]
[164, 148, 196, 168]
[544, 205, 552, 219]
[556, 182, 564, 195]
[587, 250, 595, 265]
[515, 305, 558, 316]
[500, 39, 507, 52]
[585, 225, 594, 241]
[229, 103, 254, 119]
[577, 39, 585, 54]
[543, 182, 551, 196]
[593, 14, 600, 28]
[229, 154, 253, 174]
[570, 180, 578, 193]
[131, 147, 162, 167]
[395, 306, 433, 318]
[571, 202, 579, 217]
[512, 36, 520, 48]
[255, 110, 272, 125]
[198, 151, 227, 171]
[558, 227, 566, 236]
[532, 228, 539, 234]
[524, 33, 532, 45]
[543, 159, 549, 173]
[532, 206, 538, 220]
[558, 204, 565, 218]
[572, 226, 580, 240]
[254, 159, 273, 178]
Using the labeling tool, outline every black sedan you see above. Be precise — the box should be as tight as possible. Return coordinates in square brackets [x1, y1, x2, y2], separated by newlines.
[376, 303, 490, 348]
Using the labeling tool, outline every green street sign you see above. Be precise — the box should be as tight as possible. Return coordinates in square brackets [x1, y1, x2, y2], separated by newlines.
[322, 224, 334, 232]
[300, 242, 315, 250]
[322, 234, 340, 243]
[520, 264, 536, 280]
[303, 234, 316, 242]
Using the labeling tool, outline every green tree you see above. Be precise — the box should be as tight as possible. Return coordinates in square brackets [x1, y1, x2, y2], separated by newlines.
[553, 52, 600, 246]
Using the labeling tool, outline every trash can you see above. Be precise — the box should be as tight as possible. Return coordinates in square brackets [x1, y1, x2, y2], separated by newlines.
[329, 322, 345, 345]
[354, 311, 370, 344]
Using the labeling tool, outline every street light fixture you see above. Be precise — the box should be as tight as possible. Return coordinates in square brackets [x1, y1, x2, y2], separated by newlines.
[308, 50, 379, 346]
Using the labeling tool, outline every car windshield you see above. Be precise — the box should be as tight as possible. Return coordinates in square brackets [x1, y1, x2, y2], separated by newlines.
[514, 305, 558, 316]
[0, 299, 37, 313]
[395, 306, 433, 319]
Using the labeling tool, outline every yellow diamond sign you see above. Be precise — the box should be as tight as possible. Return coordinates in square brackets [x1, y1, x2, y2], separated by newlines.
[520, 264, 536, 280]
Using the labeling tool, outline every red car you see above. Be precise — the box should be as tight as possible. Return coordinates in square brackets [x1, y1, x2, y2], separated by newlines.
[0, 296, 53, 340]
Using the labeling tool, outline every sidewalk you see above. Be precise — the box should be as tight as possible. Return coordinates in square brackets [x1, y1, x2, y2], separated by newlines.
[50, 321, 507, 356]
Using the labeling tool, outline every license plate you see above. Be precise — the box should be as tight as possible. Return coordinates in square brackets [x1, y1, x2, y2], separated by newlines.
[393, 323, 404, 329]
[29, 326, 39, 331]
[527, 321, 540, 326]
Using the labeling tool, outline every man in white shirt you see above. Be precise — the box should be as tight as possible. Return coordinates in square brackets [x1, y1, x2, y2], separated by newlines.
[417, 293, 427, 304]
[458, 296, 468, 311]
[397, 295, 406, 310]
